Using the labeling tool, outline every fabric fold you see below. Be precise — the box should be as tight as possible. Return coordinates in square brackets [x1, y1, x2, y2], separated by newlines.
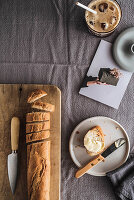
[107, 153, 134, 200]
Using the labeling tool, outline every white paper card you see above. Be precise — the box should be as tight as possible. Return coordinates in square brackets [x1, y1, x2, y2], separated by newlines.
[79, 40, 132, 109]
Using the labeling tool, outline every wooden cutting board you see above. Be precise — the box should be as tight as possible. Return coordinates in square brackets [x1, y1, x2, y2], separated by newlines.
[0, 84, 61, 200]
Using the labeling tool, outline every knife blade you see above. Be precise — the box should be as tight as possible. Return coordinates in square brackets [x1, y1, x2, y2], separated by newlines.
[75, 138, 126, 178]
[8, 117, 20, 194]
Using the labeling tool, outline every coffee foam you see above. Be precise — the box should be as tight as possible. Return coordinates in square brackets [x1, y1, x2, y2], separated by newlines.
[85, 0, 121, 33]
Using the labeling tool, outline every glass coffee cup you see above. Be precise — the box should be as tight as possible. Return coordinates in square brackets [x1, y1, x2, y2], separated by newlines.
[85, 0, 122, 37]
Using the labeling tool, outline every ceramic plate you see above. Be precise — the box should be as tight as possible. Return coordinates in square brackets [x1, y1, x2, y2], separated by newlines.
[113, 27, 134, 72]
[69, 116, 130, 176]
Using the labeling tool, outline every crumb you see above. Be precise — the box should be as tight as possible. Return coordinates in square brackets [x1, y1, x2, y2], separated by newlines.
[103, 147, 107, 151]
[86, 149, 89, 154]
[116, 127, 119, 130]
[75, 145, 83, 148]
[76, 131, 80, 134]
[77, 138, 81, 143]
[104, 134, 106, 136]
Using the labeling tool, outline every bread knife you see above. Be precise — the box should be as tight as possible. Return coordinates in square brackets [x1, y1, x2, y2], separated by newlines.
[8, 117, 20, 194]
[75, 138, 126, 178]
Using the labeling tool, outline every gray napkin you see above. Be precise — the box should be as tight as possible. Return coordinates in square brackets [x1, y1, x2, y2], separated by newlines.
[106, 154, 134, 200]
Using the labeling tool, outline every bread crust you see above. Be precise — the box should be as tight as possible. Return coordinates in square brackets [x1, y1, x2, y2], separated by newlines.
[27, 89, 47, 103]
[26, 121, 50, 133]
[26, 112, 50, 123]
[26, 130, 50, 143]
[27, 141, 50, 200]
[85, 126, 105, 156]
[91, 126, 104, 142]
[31, 101, 55, 112]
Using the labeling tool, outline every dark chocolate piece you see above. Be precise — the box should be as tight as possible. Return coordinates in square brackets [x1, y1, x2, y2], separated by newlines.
[98, 68, 119, 86]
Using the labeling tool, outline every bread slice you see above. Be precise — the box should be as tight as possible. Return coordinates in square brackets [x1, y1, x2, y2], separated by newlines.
[26, 112, 50, 123]
[26, 121, 50, 133]
[27, 89, 47, 103]
[27, 141, 50, 200]
[26, 130, 50, 143]
[31, 101, 55, 112]
[84, 126, 105, 156]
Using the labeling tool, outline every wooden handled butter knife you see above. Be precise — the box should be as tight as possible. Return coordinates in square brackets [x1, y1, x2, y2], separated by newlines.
[8, 117, 20, 194]
[75, 138, 126, 178]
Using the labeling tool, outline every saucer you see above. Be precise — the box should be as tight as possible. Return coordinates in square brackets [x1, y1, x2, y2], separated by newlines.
[69, 116, 130, 176]
[113, 27, 134, 72]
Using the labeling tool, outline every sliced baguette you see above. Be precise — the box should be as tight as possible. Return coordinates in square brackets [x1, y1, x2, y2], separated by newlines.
[26, 130, 50, 143]
[27, 89, 47, 103]
[26, 112, 50, 123]
[84, 126, 105, 156]
[26, 121, 50, 133]
[27, 141, 50, 200]
[31, 101, 55, 112]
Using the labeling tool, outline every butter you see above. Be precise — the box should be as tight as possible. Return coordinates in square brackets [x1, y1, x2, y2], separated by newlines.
[84, 130, 104, 153]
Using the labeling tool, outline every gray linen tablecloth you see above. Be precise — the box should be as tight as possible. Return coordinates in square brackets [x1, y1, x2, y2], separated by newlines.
[0, 0, 134, 199]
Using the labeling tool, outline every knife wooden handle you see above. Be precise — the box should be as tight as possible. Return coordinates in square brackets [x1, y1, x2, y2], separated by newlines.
[11, 117, 20, 151]
[75, 154, 104, 178]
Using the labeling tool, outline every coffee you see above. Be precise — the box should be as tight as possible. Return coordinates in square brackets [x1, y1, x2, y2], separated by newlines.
[85, 0, 121, 36]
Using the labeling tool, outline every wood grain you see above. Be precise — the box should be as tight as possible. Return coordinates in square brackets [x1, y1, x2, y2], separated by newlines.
[75, 154, 104, 178]
[11, 117, 20, 151]
[0, 84, 61, 200]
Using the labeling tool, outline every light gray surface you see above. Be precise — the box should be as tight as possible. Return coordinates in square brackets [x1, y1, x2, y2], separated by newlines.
[79, 40, 132, 109]
[0, 0, 134, 199]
